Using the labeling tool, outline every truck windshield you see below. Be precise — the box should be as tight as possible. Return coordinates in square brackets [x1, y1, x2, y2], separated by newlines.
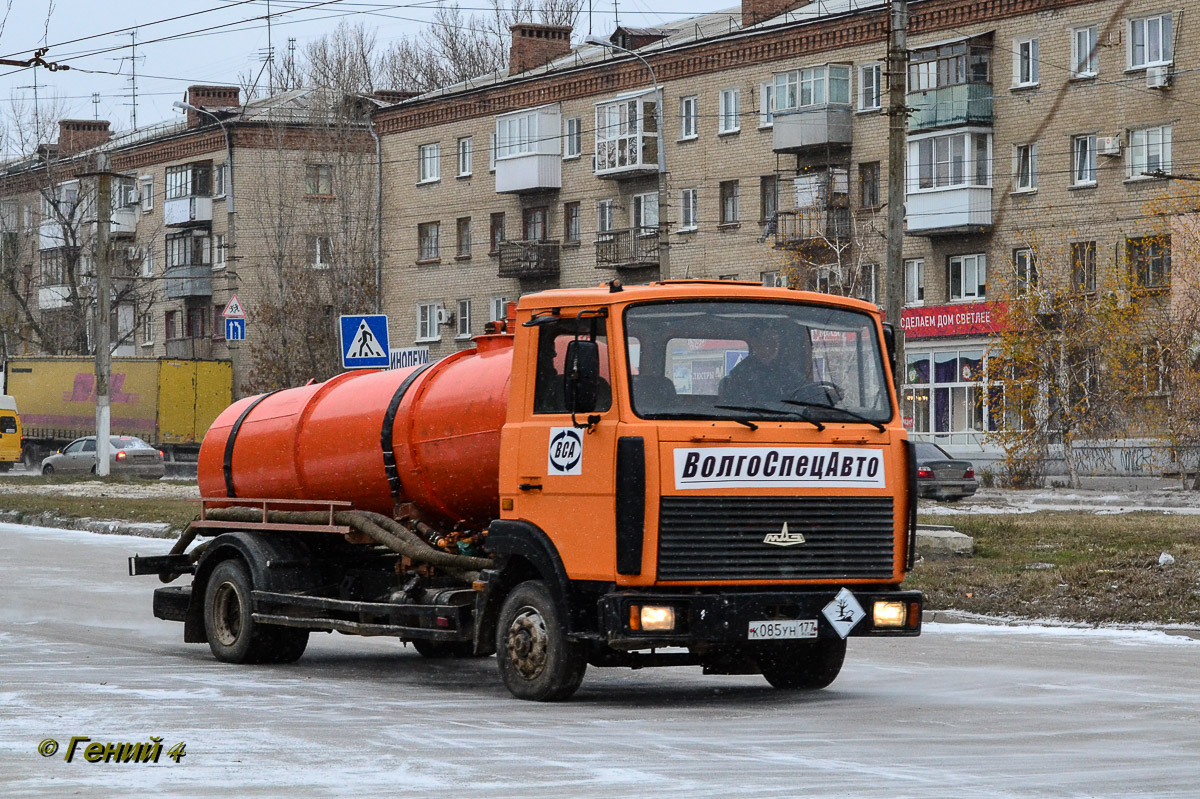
[624, 300, 892, 424]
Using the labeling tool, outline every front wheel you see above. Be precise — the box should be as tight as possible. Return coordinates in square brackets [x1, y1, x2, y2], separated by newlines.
[757, 637, 847, 690]
[203, 559, 308, 664]
[41, 464, 53, 476]
[496, 580, 586, 701]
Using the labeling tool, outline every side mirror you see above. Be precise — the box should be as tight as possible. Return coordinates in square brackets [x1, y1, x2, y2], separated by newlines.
[882, 323, 898, 373]
[564, 339, 600, 413]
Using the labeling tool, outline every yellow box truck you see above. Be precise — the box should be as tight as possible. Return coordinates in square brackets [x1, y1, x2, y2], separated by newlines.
[0, 394, 21, 472]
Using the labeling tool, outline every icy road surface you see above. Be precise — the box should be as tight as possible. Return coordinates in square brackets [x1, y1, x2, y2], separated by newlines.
[1, 522, 1197, 799]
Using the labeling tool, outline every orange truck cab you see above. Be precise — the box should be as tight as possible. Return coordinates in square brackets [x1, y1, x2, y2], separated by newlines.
[133, 280, 921, 701]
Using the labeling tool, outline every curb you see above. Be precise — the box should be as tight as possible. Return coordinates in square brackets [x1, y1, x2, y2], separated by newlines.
[0, 509, 178, 539]
[922, 609, 1200, 641]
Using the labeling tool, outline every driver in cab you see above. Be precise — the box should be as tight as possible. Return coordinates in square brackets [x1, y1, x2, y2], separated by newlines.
[719, 326, 796, 405]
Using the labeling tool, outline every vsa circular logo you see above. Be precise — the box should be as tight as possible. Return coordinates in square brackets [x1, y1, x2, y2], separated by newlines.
[548, 427, 583, 474]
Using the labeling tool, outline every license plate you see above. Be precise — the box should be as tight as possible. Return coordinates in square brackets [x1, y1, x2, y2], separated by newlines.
[747, 619, 818, 640]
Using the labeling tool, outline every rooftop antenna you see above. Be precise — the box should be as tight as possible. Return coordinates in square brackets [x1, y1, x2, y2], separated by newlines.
[588, 0, 592, 36]
[612, 0, 620, 30]
[266, 0, 274, 95]
[92, 92, 100, 120]
[114, 31, 144, 130]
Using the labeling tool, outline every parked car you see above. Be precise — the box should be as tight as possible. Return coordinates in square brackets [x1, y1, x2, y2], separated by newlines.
[40, 435, 165, 479]
[913, 441, 978, 501]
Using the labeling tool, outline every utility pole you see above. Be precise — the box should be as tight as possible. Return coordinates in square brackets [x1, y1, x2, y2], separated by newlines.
[93, 160, 113, 476]
[884, 0, 909, 392]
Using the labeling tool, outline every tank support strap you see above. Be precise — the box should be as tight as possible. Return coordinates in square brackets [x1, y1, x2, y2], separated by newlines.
[380, 362, 435, 503]
[223, 390, 282, 498]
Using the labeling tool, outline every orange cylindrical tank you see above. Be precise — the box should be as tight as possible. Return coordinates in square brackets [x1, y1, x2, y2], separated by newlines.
[197, 334, 513, 527]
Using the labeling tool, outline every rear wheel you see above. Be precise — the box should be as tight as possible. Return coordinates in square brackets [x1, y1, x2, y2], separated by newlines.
[203, 559, 308, 664]
[757, 637, 847, 690]
[496, 580, 586, 701]
[0, 462, 11, 472]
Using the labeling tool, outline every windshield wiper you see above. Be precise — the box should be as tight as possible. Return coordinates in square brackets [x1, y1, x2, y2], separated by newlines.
[650, 411, 759, 430]
[714, 404, 824, 432]
[780, 399, 887, 432]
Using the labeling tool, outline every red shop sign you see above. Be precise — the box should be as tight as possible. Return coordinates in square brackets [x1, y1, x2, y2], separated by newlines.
[899, 302, 1007, 340]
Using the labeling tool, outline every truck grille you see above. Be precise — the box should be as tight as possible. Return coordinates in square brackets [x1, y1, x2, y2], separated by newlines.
[657, 496, 896, 582]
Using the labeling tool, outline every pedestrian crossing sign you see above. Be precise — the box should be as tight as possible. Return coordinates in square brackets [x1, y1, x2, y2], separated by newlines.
[339, 314, 390, 369]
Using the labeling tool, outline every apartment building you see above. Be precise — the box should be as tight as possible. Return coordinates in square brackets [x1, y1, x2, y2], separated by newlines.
[0, 86, 379, 393]
[374, 0, 1193, 464]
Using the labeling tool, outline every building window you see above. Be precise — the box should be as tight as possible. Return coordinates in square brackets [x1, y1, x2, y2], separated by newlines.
[214, 234, 226, 267]
[523, 206, 547, 241]
[303, 164, 332, 196]
[212, 304, 225, 340]
[489, 296, 508, 322]
[1140, 342, 1167, 395]
[759, 176, 778, 224]
[564, 202, 580, 243]
[142, 245, 154, 278]
[1013, 36, 1039, 86]
[564, 117, 582, 159]
[139, 176, 154, 211]
[758, 82, 774, 127]
[140, 312, 154, 346]
[457, 137, 472, 177]
[489, 132, 497, 172]
[859, 63, 881, 110]
[418, 222, 440, 261]
[1014, 143, 1037, 191]
[1072, 135, 1097, 185]
[166, 232, 211, 266]
[497, 110, 543, 159]
[761, 270, 787, 288]
[774, 65, 851, 112]
[1128, 125, 1171, 178]
[418, 143, 440, 183]
[489, 212, 505, 254]
[40, 249, 67, 285]
[909, 39, 992, 90]
[1128, 236, 1170, 289]
[306, 235, 332, 269]
[633, 193, 658, 233]
[456, 299, 472, 339]
[859, 162, 880, 208]
[1129, 14, 1172, 69]
[858, 263, 879, 304]
[595, 94, 659, 172]
[1071, 241, 1097, 292]
[911, 132, 991, 190]
[596, 200, 614, 240]
[186, 304, 207, 338]
[165, 310, 179, 340]
[949, 253, 986, 301]
[679, 95, 698, 139]
[719, 180, 739, 225]
[166, 163, 212, 199]
[1014, 248, 1037, 295]
[456, 217, 472, 258]
[1072, 26, 1099, 76]
[680, 188, 698, 231]
[718, 88, 740, 134]
[905, 258, 925, 305]
[417, 302, 441, 342]
[214, 163, 227, 197]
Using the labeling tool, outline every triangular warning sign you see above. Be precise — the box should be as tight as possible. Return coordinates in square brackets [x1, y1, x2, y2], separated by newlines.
[222, 295, 245, 318]
[348, 320, 386, 359]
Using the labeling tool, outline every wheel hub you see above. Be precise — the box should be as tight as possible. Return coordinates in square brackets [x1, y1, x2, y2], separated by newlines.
[505, 607, 548, 680]
[211, 582, 242, 647]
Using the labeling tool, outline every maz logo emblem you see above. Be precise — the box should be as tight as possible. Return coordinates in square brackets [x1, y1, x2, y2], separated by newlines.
[763, 522, 806, 547]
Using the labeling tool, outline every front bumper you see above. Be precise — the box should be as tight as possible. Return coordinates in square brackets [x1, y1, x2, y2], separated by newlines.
[597, 588, 922, 649]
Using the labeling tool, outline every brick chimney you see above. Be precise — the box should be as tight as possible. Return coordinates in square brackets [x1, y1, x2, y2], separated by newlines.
[509, 23, 573, 75]
[184, 85, 241, 127]
[742, 0, 812, 27]
[57, 119, 111, 155]
[373, 89, 421, 105]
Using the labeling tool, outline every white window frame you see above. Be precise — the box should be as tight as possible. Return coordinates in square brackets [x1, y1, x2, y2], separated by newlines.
[858, 62, 881, 110]
[758, 82, 774, 128]
[214, 164, 227, 198]
[418, 143, 440, 184]
[1014, 143, 1037, 192]
[1072, 135, 1097, 186]
[564, 117, 582, 159]
[141, 245, 154, 278]
[909, 130, 992, 192]
[456, 298, 472, 339]
[140, 177, 154, 212]
[496, 110, 539, 159]
[489, 132, 497, 172]
[308, 235, 332, 270]
[949, 253, 987, 301]
[1014, 248, 1037, 295]
[719, 88, 740, 135]
[1072, 25, 1099, 77]
[679, 96, 698, 140]
[761, 270, 787, 288]
[679, 188, 698, 232]
[1013, 36, 1039, 87]
[457, 137, 472, 177]
[417, 302, 441, 342]
[1128, 13, 1173, 70]
[596, 199, 614, 239]
[774, 64, 851, 112]
[1127, 125, 1172, 179]
[489, 296, 508, 322]
[633, 192, 658, 233]
[905, 258, 925, 306]
[214, 233, 226, 268]
[594, 92, 659, 173]
[858, 263, 879, 304]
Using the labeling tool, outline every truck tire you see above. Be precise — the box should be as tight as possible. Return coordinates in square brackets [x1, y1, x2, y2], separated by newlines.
[496, 580, 586, 701]
[203, 559, 309, 664]
[757, 638, 847, 690]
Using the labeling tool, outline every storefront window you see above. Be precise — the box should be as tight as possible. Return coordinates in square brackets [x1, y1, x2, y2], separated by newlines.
[904, 346, 993, 444]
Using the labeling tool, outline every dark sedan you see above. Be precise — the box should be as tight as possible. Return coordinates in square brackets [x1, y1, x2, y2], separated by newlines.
[913, 441, 978, 501]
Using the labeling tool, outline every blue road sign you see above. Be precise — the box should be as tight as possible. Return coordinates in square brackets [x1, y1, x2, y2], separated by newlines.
[339, 314, 390, 369]
[225, 317, 246, 341]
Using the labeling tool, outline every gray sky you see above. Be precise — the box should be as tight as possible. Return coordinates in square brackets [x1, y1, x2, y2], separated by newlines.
[0, 0, 717, 155]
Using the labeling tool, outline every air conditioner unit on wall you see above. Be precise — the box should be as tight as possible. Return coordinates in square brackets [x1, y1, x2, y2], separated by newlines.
[1146, 65, 1171, 89]
[1097, 136, 1122, 157]
[436, 307, 451, 325]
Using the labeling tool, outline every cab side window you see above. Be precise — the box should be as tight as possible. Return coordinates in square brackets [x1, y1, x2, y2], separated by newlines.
[533, 318, 612, 414]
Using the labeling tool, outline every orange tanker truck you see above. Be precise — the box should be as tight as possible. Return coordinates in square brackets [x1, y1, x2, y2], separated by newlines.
[131, 280, 922, 701]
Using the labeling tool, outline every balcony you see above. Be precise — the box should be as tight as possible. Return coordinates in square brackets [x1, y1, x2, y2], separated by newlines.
[165, 337, 213, 359]
[595, 227, 659, 269]
[497, 239, 561, 279]
[495, 104, 562, 193]
[110, 207, 138, 238]
[164, 196, 213, 227]
[39, 219, 69, 251]
[163, 263, 213, 298]
[772, 105, 853, 153]
[907, 84, 993, 132]
[594, 92, 659, 179]
[495, 154, 562, 194]
[905, 186, 992, 236]
[773, 208, 852, 248]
